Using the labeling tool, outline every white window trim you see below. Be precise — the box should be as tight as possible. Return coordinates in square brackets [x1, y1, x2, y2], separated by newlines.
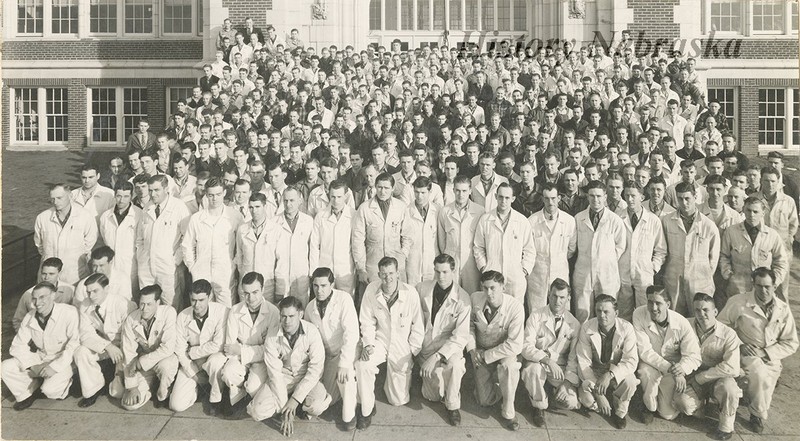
[87, 86, 148, 148]
[371, 0, 526, 33]
[9, 87, 70, 149]
[165, 85, 195, 121]
[707, 86, 738, 133]
[161, 0, 199, 37]
[702, 0, 798, 37]
[12, 0, 81, 39]
[758, 87, 799, 154]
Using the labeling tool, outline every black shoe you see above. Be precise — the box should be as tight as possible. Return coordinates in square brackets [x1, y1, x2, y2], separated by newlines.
[750, 415, 764, 434]
[612, 414, 627, 429]
[503, 416, 519, 431]
[531, 408, 545, 427]
[343, 417, 357, 431]
[448, 409, 461, 427]
[356, 406, 376, 430]
[641, 408, 654, 425]
[296, 405, 311, 421]
[710, 429, 733, 440]
[208, 401, 222, 417]
[78, 389, 104, 408]
[13, 395, 37, 411]
[153, 397, 169, 409]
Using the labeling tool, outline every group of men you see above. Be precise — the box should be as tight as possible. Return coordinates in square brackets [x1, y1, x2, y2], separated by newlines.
[5, 20, 800, 440]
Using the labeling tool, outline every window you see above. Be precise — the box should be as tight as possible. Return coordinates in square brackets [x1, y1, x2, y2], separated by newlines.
[90, 0, 117, 33]
[433, 0, 445, 30]
[449, 0, 461, 29]
[196, 0, 203, 35]
[401, 0, 413, 30]
[710, 0, 741, 33]
[17, 0, 43, 34]
[51, 0, 78, 34]
[385, 0, 398, 30]
[163, 0, 192, 34]
[465, 0, 478, 29]
[89, 87, 148, 146]
[513, 0, 526, 31]
[497, 0, 510, 31]
[417, 0, 430, 30]
[124, 0, 153, 34]
[481, 0, 493, 30]
[752, 0, 783, 32]
[758, 88, 800, 151]
[167, 87, 194, 115]
[369, 0, 381, 30]
[707, 88, 737, 133]
[10, 87, 68, 145]
[793, 0, 799, 32]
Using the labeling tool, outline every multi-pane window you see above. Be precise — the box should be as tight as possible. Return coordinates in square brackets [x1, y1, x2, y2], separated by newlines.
[417, 0, 430, 30]
[792, 0, 798, 32]
[710, 0, 741, 32]
[752, 0, 783, 32]
[465, 0, 478, 29]
[449, 0, 462, 29]
[51, 0, 78, 34]
[11, 88, 68, 145]
[794, 89, 800, 146]
[90, 0, 117, 33]
[433, 0, 445, 31]
[167, 87, 194, 115]
[497, 0, 510, 31]
[385, 0, 398, 30]
[758, 88, 786, 146]
[401, 0, 413, 30]
[196, 0, 203, 35]
[46, 89, 69, 142]
[18, 0, 44, 34]
[14, 88, 39, 142]
[370, 0, 525, 32]
[90, 87, 148, 145]
[707, 88, 737, 133]
[369, 0, 381, 30]
[513, 0, 525, 31]
[124, 0, 153, 34]
[480, 0, 493, 30]
[163, 0, 192, 33]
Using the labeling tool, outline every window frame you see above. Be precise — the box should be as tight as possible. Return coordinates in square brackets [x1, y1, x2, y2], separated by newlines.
[757, 87, 800, 153]
[702, 0, 798, 37]
[161, 0, 198, 37]
[9, 87, 69, 147]
[369, 0, 527, 33]
[87, 86, 149, 148]
[707, 87, 738, 134]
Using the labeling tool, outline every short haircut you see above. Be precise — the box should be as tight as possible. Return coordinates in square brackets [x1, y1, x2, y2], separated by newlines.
[242, 271, 265, 288]
[585, 180, 606, 192]
[594, 294, 617, 310]
[433, 253, 456, 270]
[704, 174, 726, 186]
[311, 267, 335, 283]
[147, 174, 169, 188]
[480, 270, 505, 285]
[41, 257, 64, 271]
[138, 284, 163, 302]
[693, 292, 715, 304]
[33, 281, 57, 293]
[375, 172, 395, 187]
[278, 295, 305, 311]
[191, 279, 213, 296]
[114, 180, 135, 194]
[91, 246, 115, 262]
[674, 181, 696, 195]
[549, 278, 571, 294]
[752, 267, 776, 284]
[84, 273, 110, 288]
[413, 176, 432, 190]
[645, 285, 669, 303]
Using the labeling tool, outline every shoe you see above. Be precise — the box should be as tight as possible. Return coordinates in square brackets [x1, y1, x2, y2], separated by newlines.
[750, 415, 764, 434]
[78, 389, 103, 408]
[13, 395, 37, 411]
[531, 408, 545, 427]
[208, 401, 222, 417]
[641, 408, 654, 425]
[356, 406, 376, 430]
[152, 397, 169, 409]
[612, 414, 627, 429]
[343, 417, 357, 431]
[448, 409, 461, 427]
[710, 429, 733, 440]
[296, 405, 311, 421]
[503, 416, 519, 431]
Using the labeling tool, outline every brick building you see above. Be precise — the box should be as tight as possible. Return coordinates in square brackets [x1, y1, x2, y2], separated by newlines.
[3, 0, 798, 155]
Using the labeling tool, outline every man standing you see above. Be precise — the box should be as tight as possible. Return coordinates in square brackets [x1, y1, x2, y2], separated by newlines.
[309, 181, 356, 296]
[634, 285, 702, 424]
[35, 184, 98, 285]
[2, 283, 80, 410]
[618, 182, 667, 320]
[718, 268, 798, 434]
[575, 295, 639, 429]
[99, 181, 142, 299]
[572, 180, 626, 322]
[521, 279, 582, 427]
[526, 183, 577, 312]
[685, 292, 741, 440]
[467, 271, 524, 431]
[304, 268, 359, 430]
[415, 254, 471, 426]
[756, 166, 798, 260]
[473, 183, 536, 304]
[405, 177, 441, 285]
[274, 187, 314, 304]
[118, 285, 179, 411]
[136, 175, 191, 309]
[437, 176, 485, 293]
[355, 257, 424, 429]
[247, 296, 332, 436]
[471, 153, 509, 212]
[662, 182, 720, 316]
[172, 280, 228, 413]
[73, 273, 137, 407]
[72, 164, 116, 221]
[221, 273, 280, 412]
[182, 178, 240, 307]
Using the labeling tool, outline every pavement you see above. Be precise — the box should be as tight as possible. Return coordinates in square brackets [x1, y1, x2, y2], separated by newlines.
[2, 151, 799, 440]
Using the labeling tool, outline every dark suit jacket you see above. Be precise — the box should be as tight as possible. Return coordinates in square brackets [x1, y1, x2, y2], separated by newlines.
[199, 75, 220, 93]
[99, 170, 131, 190]
[126, 131, 157, 151]
[239, 26, 263, 44]
[467, 82, 494, 109]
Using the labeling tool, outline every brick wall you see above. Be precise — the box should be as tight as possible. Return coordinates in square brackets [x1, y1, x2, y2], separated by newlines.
[3, 40, 202, 61]
[695, 38, 799, 60]
[222, 0, 274, 28]
[627, 0, 680, 41]
[3, 78, 196, 151]
[708, 78, 799, 156]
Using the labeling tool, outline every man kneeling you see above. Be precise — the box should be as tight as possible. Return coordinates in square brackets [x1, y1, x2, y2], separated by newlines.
[247, 296, 332, 436]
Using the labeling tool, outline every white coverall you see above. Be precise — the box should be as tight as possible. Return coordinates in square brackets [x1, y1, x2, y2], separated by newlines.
[473, 210, 536, 303]
[526, 210, 577, 312]
[470, 174, 508, 212]
[617, 209, 667, 320]
[405, 203, 441, 285]
[274, 212, 314, 305]
[352, 198, 412, 283]
[235, 219, 289, 303]
[309, 207, 356, 296]
[437, 201, 484, 293]
[34, 205, 98, 285]
[182, 207, 240, 307]
[99, 205, 143, 299]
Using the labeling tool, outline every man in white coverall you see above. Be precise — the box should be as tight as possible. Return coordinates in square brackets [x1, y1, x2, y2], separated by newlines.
[355, 256, 424, 430]
[182, 177, 241, 307]
[99, 181, 142, 299]
[35, 184, 98, 285]
[2, 282, 80, 410]
[309, 181, 356, 296]
[274, 187, 314, 304]
[304, 268, 359, 430]
[572, 180, 626, 322]
[473, 183, 536, 303]
[172, 279, 228, 414]
[136, 175, 191, 309]
[437, 175, 484, 293]
[405, 176, 441, 285]
[467, 270, 524, 431]
[521, 278, 581, 427]
[415, 254, 471, 426]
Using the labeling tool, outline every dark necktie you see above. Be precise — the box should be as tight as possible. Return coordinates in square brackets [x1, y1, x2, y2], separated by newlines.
[95, 305, 104, 323]
[554, 316, 563, 335]
[630, 212, 639, 230]
[155, 204, 161, 218]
